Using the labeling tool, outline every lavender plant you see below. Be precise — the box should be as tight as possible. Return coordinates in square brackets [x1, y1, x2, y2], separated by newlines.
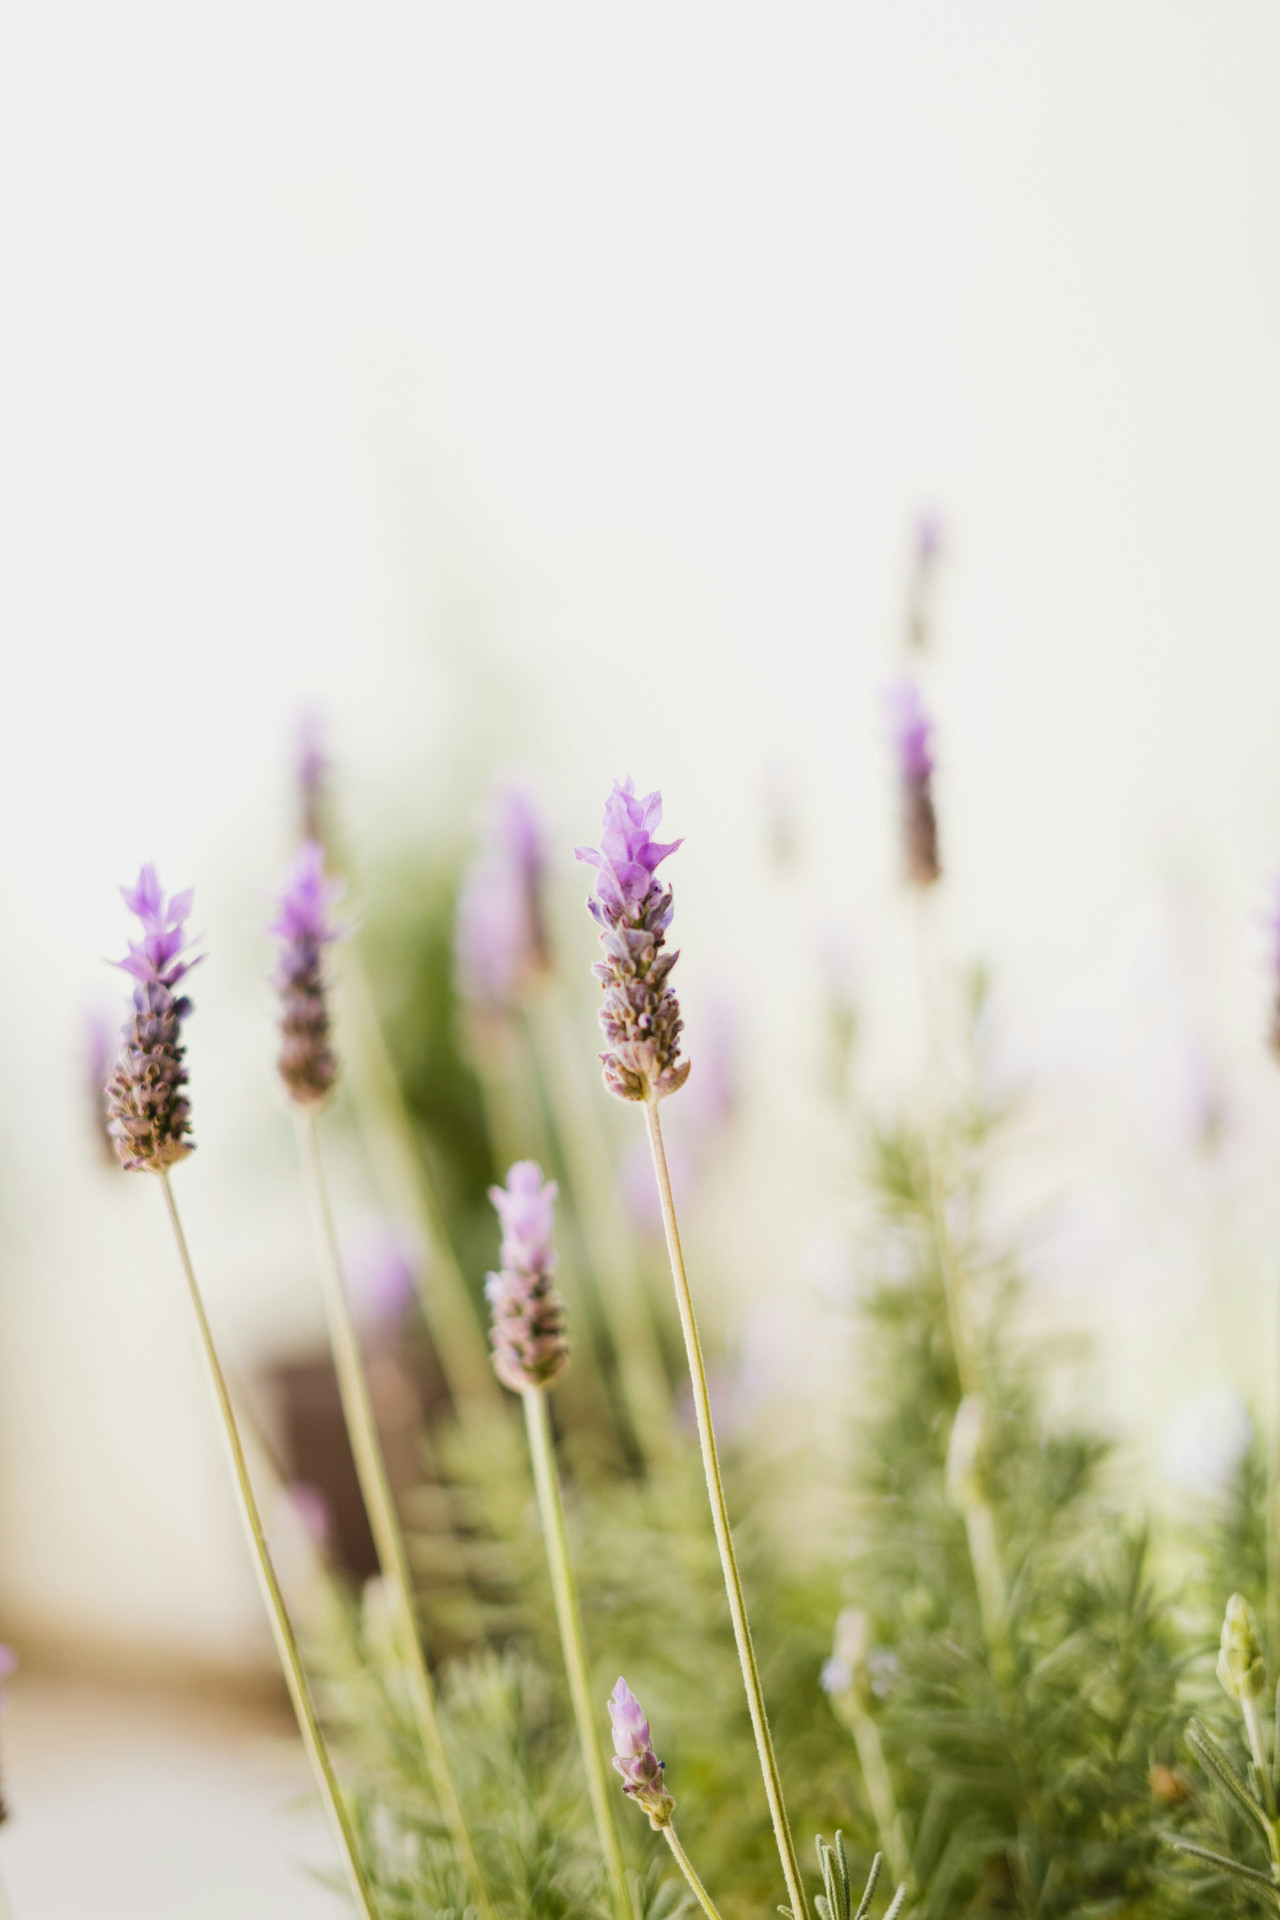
[485, 1161, 635, 1920]
[105, 868, 379, 1918]
[577, 777, 808, 1920]
[270, 840, 493, 1920]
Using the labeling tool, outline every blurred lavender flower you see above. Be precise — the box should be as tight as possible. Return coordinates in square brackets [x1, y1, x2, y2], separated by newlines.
[576, 778, 689, 1102]
[347, 1224, 417, 1331]
[455, 785, 551, 1010]
[608, 1677, 675, 1829]
[270, 840, 345, 1108]
[106, 868, 202, 1173]
[907, 510, 944, 652]
[886, 678, 941, 887]
[0, 1643, 15, 1825]
[288, 1482, 332, 1553]
[295, 708, 330, 848]
[485, 1161, 570, 1392]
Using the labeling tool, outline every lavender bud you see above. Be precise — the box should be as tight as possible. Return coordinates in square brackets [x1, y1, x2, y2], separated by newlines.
[575, 778, 690, 1103]
[1218, 1593, 1267, 1705]
[886, 679, 941, 888]
[270, 841, 345, 1108]
[485, 1161, 570, 1392]
[608, 1677, 675, 1829]
[455, 786, 551, 1011]
[106, 868, 202, 1173]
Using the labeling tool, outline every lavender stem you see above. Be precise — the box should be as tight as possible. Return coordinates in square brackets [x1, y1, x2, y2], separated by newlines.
[295, 1111, 493, 1920]
[157, 1174, 378, 1920]
[662, 1828, 725, 1920]
[529, 984, 673, 1463]
[521, 1386, 635, 1920]
[336, 946, 503, 1428]
[642, 1099, 808, 1920]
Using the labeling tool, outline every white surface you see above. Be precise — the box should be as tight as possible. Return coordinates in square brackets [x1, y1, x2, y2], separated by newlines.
[0, 1677, 343, 1920]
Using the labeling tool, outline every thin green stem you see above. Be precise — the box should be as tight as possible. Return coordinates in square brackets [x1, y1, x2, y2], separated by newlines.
[295, 1111, 494, 1920]
[157, 1173, 379, 1920]
[663, 1825, 725, 1920]
[336, 947, 503, 1429]
[529, 987, 673, 1466]
[642, 1100, 808, 1920]
[842, 1708, 911, 1887]
[522, 1386, 634, 1920]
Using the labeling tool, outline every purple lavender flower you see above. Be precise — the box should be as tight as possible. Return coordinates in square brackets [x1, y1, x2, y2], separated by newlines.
[455, 786, 550, 1010]
[885, 678, 942, 887]
[105, 868, 202, 1172]
[576, 779, 690, 1103]
[608, 1677, 675, 1829]
[270, 840, 345, 1107]
[485, 1161, 570, 1392]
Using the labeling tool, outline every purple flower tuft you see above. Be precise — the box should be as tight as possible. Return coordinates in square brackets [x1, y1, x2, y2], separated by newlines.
[885, 679, 942, 887]
[106, 869, 201, 1172]
[270, 840, 345, 1107]
[608, 1677, 675, 1829]
[485, 1161, 570, 1393]
[576, 779, 690, 1103]
[455, 786, 551, 1010]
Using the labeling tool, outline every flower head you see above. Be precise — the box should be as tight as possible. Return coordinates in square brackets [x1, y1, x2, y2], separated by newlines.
[485, 1161, 569, 1392]
[106, 869, 200, 1172]
[271, 840, 345, 1107]
[885, 679, 941, 886]
[1218, 1593, 1267, 1705]
[608, 1678, 675, 1829]
[576, 778, 689, 1102]
[455, 786, 551, 1010]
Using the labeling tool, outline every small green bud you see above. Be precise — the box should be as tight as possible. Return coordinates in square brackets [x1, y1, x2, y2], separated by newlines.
[1217, 1594, 1267, 1704]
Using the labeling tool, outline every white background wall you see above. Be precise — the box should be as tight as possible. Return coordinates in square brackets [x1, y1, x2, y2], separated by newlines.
[2, 1, 1280, 1659]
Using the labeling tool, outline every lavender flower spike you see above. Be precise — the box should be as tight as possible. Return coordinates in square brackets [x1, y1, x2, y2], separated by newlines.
[576, 778, 690, 1102]
[608, 1678, 675, 1829]
[886, 678, 942, 888]
[106, 867, 202, 1172]
[455, 785, 550, 1011]
[485, 1161, 570, 1391]
[270, 840, 345, 1107]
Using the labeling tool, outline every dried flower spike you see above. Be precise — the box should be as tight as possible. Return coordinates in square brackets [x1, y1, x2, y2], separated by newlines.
[271, 840, 345, 1108]
[608, 1678, 675, 1829]
[106, 867, 202, 1172]
[886, 678, 941, 887]
[485, 1161, 570, 1391]
[576, 778, 690, 1102]
[456, 785, 551, 1010]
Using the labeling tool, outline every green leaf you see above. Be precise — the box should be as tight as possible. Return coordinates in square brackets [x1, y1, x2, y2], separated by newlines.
[1164, 1833, 1280, 1895]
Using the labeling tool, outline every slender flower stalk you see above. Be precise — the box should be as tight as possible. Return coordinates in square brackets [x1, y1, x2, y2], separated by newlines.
[485, 1163, 634, 1920]
[160, 1177, 380, 1917]
[271, 846, 493, 1920]
[577, 782, 808, 1920]
[104, 869, 376, 1915]
[820, 1615, 911, 1885]
[608, 1679, 724, 1920]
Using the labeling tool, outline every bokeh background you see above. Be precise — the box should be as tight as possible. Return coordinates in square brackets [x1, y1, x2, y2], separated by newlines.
[3, 3, 1280, 1912]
